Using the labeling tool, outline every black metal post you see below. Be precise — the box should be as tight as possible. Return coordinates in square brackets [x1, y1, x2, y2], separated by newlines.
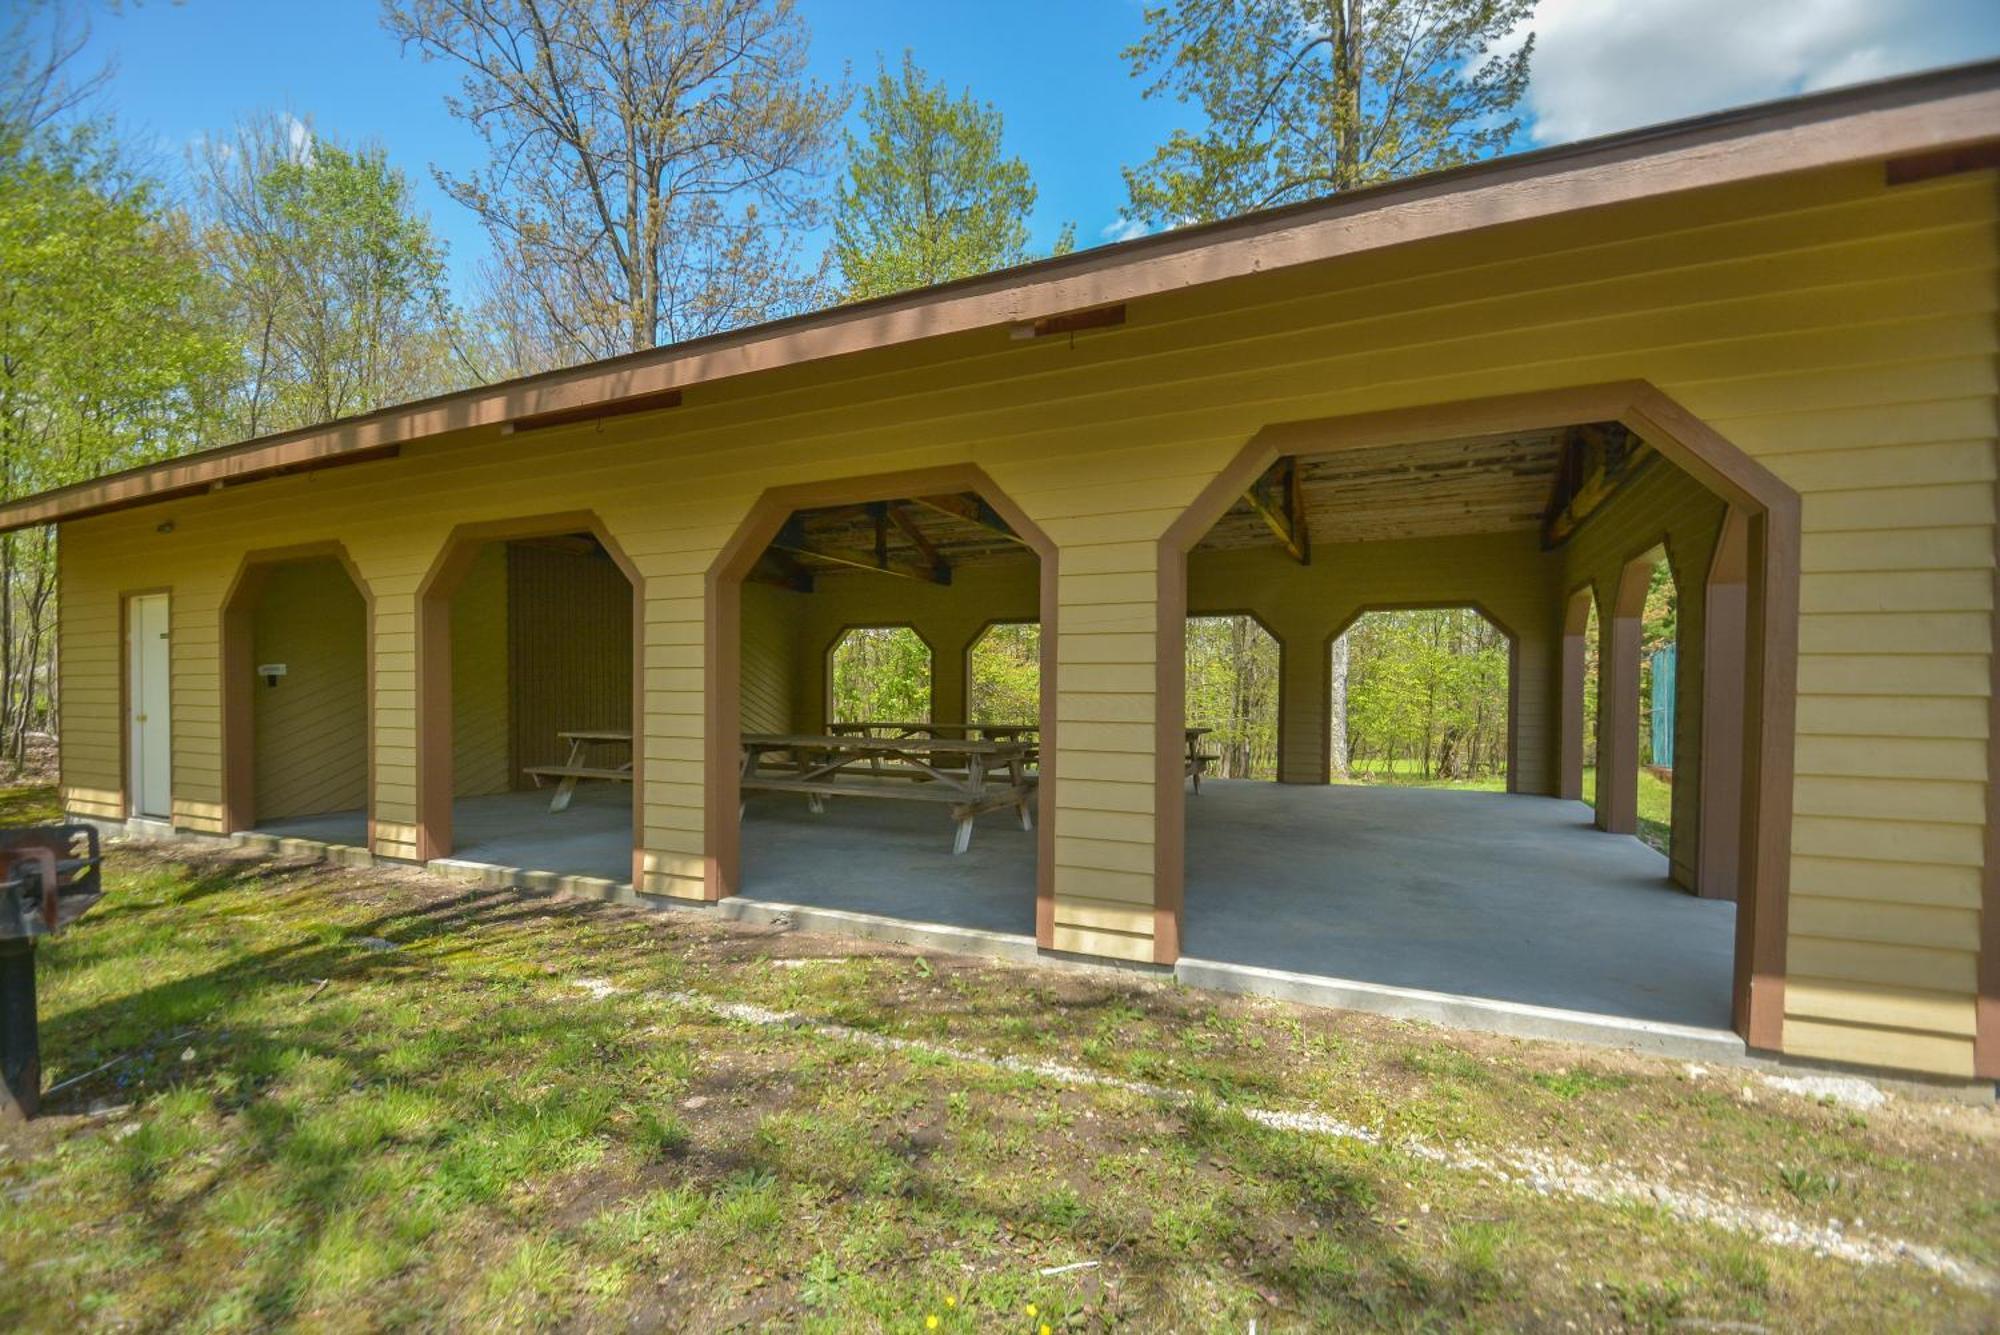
[0, 937, 37, 1123]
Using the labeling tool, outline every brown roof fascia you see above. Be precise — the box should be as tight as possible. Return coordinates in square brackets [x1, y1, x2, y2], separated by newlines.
[5, 58, 1997, 534]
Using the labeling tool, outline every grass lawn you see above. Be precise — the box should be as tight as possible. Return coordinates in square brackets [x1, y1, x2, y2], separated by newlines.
[2, 786, 1995, 1329]
[1340, 763, 1674, 856]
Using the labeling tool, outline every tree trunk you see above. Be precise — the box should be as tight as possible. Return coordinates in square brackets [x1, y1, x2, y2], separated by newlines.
[1333, 0, 1363, 188]
[1328, 629, 1349, 778]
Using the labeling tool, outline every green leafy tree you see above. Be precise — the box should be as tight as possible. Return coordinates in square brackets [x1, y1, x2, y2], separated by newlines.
[832, 54, 1070, 300]
[1185, 615, 1280, 779]
[970, 622, 1040, 726]
[0, 119, 234, 764]
[830, 626, 932, 724]
[384, 0, 842, 365]
[1339, 608, 1508, 783]
[1121, 0, 1535, 226]
[193, 113, 465, 436]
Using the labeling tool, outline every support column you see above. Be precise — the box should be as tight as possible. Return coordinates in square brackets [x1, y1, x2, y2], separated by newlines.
[369, 583, 422, 861]
[1599, 557, 1654, 836]
[1558, 586, 1594, 801]
[932, 630, 971, 729]
[1273, 615, 1330, 784]
[1699, 510, 1749, 901]
[1045, 550, 1161, 963]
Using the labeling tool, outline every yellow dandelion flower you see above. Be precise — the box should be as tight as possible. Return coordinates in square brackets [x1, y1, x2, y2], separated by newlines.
[1025, 1304, 1038, 1317]
[1041, 1326, 1052, 1335]
[925, 1317, 938, 1331]
[944, 1296, 956, 1308]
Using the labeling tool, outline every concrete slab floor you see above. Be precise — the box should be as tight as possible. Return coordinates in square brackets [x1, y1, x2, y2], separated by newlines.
[451, 785, 634, 883]
[740, 792, 1037, 936]
[251, 779, 1733, 1036]
[1184, 780, 1736, 1031]
[254, 786, 636, 882]
[254, 808, 368, 848]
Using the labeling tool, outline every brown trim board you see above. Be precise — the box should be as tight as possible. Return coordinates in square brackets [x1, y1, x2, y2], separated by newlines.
[704, 466, 1059, 945]
[1157, 382, 1800, 1050]
[3, 64, 1995, 535]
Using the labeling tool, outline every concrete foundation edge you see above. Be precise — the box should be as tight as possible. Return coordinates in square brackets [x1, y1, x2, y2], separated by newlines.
[1176, 955, 1749, 1063]
[73, 814, 1995, 1097]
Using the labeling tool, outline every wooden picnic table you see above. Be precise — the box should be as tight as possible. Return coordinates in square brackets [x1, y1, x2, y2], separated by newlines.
[523, 729, 633, 812]
[1184, 727, 1219, 793]
[740, 732, 1037, 854]
[825, 722, 1217, 788]
[828, 720, 1040, 764]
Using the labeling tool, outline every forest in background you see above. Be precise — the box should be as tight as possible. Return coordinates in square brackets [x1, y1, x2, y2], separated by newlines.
[3, 0, 1538, 771]
[833, 568, 1678, 796]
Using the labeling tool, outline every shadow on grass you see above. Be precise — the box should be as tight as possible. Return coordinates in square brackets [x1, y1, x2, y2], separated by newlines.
[9, 844, 1508, 1329]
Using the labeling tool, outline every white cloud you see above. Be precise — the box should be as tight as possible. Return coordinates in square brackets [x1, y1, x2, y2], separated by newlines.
[285, 114, 315, 164]
[1516, 0, 2000, 144]
[1100, 216, 1150, 244]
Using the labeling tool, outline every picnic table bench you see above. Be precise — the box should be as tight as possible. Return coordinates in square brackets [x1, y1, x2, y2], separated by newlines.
[523, 729, 633, 812]
[740, 732, 1037, 854]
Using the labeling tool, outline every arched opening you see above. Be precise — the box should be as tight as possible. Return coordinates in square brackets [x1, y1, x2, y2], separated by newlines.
[220, 545, 373, 846]
[707, 470, 1053, 939]
[1332, 606, 1511, 789]
[1184, 613, 1280, 782]
[827, 625, 934, 725]
[968, 620, 1041, 728]
[415, 515, 642, 883]
[1162, 385, 1796, 1048]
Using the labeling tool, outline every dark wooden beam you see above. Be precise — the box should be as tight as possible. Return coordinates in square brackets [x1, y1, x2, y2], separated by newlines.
[886, 502, 953, 584]
[1541, 423, 1653, 548]
[749, 549, 814, 593]
[770, 516, 948, 584]
[910, 492, 1027, 545]
[503, 386, 683, 434]
[1885, 139, 2000, 186]
[1243, 456, 1310, 564]
[1012, 303, 1126, 340]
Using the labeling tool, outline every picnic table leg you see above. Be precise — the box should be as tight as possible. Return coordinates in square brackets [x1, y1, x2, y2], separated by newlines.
[548, 772, 579, 813]
[949, 752, 986, 853]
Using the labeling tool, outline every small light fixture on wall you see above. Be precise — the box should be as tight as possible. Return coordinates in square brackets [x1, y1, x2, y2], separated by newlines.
[258, 662, 287, 688]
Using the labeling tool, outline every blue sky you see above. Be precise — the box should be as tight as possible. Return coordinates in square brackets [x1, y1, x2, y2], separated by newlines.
[65, 0, 2000, 302]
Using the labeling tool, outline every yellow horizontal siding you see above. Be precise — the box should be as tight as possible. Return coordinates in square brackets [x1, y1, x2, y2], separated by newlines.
[53, 161, 1996, 1076]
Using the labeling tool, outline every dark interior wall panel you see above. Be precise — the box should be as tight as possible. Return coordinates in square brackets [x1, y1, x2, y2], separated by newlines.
[506, 541, 634, 786]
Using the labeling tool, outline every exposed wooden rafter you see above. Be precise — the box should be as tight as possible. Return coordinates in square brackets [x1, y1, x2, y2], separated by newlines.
[884, 502, 953, 584]
[1243, 456, 1310, 564]
[910, 492, 1026, 546]
[770, 514, 950, 584]
[748, 549, 814, 593]
[1541, 423, 1653, 548]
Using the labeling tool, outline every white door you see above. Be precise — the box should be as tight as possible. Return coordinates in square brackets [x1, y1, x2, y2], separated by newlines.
[127, 593, 172, 819]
